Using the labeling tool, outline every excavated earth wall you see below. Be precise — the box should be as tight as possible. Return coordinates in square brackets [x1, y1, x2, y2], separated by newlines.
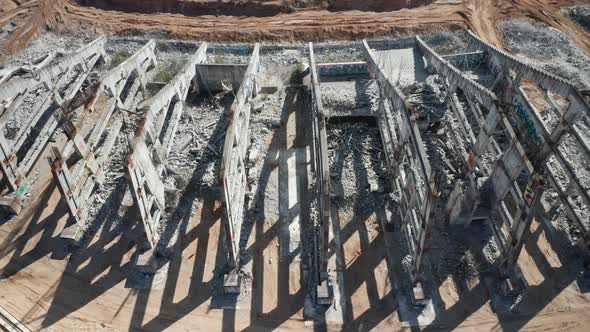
[74, 0, 434, 16]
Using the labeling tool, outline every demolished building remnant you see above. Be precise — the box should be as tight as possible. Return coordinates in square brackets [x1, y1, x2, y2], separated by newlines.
[416, 31, 590, 288]
[361, 29, 589, 302]
[463, 30, 590, 274]
[126, 42, 208, 270]
[363, 39, 439, 301]
[51, 40, 158, 242]
[0, 52, 57, 85]
[0, 37, 108, 214]
[220, 43, 260, 292]
[308, 42, 334, 305]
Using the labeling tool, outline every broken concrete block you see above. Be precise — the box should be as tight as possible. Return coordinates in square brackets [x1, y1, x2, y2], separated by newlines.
[251, 101, 263, 113]
[223, 268, 240, 294]
[136, 249, 157, 274]
[412, 282, 426, 304]
[260, 86, 278, 95]
[122, 188, 134, 207]
[316, 277, 333, 305]
[60, 223, 82, 241]
[248, 148, 259, 163]
[370, 182, 383, 193]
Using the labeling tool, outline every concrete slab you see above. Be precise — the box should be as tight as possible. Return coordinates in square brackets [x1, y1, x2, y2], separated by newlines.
[278, 148, 304, 260]
[374, 47, 427, 86]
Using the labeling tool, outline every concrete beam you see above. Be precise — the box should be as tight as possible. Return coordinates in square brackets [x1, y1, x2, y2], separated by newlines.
[0, 37, 107, 215]
[307, 42, 333, 304]
[195, 63, 247, 93]
[220, 43, 260, 292]
[466, 30, 589, 104]
[0, 37, 107, 107]
[317, 61, 369, 77]
[126, 43, 208, 257]
[0, 51, 56, 85]
[93, 40, 157, 110]
[52, 40, 161, 241]
[136, 42, 207, 152]
[363, 39, 438, 286]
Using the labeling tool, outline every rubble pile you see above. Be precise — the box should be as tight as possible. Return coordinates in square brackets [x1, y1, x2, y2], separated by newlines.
[321, 79, 379, 116]
[500, 19, 590, 89]
[328, 121, 386, 213]
[421, 30, 470, 55]
[561, 4, 590, 33]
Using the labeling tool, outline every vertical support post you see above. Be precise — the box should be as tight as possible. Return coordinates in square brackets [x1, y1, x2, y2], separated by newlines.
[308, 42, 333, 305]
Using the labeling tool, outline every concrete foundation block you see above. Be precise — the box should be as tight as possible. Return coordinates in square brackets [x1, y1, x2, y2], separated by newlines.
[136, 249, 157, 274]
[412, 282, 426, 304]
[60, 223, 82, 241]
[316, 279, 333, 305]
[0, 194, 22, 216]
[223, 268, 240, 294]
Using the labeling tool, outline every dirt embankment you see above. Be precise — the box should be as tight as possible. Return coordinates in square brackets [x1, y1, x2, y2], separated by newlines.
[74, 0, 435, 16]
[0, 0, 589, 57]
[327, 0, 434, 12]
[75, 0, 297, 17]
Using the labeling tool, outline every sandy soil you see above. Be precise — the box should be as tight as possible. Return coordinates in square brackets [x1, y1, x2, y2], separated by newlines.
[2, 141, 590, 332]
[1, 0, 590, 57]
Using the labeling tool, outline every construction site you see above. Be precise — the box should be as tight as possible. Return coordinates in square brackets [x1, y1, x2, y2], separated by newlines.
[0, 1, 589, 331]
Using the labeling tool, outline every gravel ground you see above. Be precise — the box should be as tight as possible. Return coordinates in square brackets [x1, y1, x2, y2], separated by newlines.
[421, 29, 470, 55]
[328, 120, 386, 213]
[500, 19, 590, 89]
[0, 32, 92, 68]
[561, 4, 590, 33]
[321, 79, 379, 117]
[314, 42, 364, 63]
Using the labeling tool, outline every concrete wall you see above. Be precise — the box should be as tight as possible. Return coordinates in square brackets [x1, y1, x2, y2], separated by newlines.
[220, 44, 260, 274]
[196, 63, 247, 93]
[317, 61, 369, 77]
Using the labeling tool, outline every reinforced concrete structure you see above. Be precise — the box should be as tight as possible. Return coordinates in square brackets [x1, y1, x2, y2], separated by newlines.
[51, 40, 158, 241]
[362, 30, 590, 299]
[1, 29, 589, 328]
[416, 32, 590, 285]
[0, 37, 107, 214]
[458, 31, 590, 277]
[363, 39, 438, 301]
[308, 42, 334, 305]
[126, 42, 207, 269]
[220, 43, 260, 292]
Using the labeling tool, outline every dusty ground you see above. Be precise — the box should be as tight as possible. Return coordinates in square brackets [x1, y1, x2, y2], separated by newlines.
[1, 0, 590, 57]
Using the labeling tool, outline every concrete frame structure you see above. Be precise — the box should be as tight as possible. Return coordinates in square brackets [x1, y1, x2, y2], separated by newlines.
[51, 40, 158, 241]
[219, 44, 259, 292]
[125, 42, 208, 269]
[0, 37, 107, 214]
[308, 42, 334, 305]
[415, 32, 589, 285]
[362, 40, 438, 298]
[0, 52, 57, 85]
[195, 63, 248, 92]
[463, 31, 590, 273]
[361, 30, 590, 298]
